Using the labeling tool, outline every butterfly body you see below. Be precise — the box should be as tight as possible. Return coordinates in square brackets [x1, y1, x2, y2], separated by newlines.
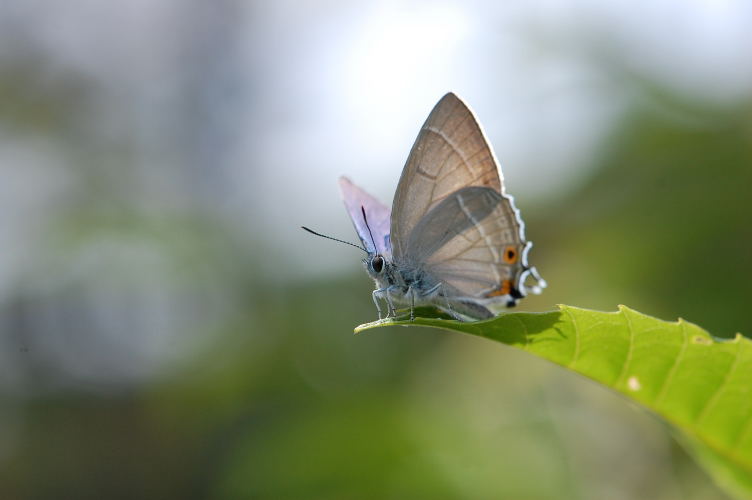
[339, 93, 545, 321]
[363, 251, 438, 318]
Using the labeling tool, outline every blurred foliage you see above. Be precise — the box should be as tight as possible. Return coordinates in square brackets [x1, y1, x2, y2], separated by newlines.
[536, 88, 752, 338]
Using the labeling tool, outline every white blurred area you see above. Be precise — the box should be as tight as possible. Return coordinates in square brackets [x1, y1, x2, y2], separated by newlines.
[1, 0, 752, 388]
[244, 0, 752, 278]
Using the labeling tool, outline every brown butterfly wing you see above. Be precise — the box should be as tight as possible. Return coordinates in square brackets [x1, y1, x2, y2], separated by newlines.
[390, 92, 504, 259]
[391, 93, 541, 306]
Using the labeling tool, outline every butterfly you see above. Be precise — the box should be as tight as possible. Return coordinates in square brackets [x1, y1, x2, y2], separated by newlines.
[322, 92, 545, 321]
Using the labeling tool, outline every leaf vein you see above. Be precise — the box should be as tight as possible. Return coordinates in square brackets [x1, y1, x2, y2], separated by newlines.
[695, 340, 744, 425]
[563, 308, 581, 368]
[654, 321, 689, 407]
[615, 309, 636, 387]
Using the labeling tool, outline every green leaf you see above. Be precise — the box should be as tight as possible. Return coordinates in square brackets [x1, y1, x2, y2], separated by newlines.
[356, 305, 752, 499]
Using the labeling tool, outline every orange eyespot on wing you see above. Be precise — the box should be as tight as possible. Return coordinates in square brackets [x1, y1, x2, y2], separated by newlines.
[502, 245, 518, 264]
[486, 279, 513, 298]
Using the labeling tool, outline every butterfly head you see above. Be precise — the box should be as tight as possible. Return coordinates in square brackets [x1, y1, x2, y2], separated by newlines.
[363, 252, 399, 291]
[368, 254, 384, 274]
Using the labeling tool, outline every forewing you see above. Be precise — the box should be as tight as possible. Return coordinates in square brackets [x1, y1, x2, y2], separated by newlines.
[408, 186, 529, 302]
[338, 176, 391, 256]
[391, 92, 504, 259]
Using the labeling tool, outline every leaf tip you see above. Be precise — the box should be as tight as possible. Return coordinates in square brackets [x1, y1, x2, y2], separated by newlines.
[353, 322, 376, 334]
[353, 317, 403, 334]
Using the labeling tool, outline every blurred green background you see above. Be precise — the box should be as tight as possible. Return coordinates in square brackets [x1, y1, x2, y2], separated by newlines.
[1, 2, 750, 499]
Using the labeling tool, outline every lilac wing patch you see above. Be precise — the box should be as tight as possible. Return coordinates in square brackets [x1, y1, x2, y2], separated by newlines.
[338, 176, 391, 256]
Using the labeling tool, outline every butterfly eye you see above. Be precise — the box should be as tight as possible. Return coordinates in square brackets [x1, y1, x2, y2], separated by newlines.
[371, 255, 384, 273]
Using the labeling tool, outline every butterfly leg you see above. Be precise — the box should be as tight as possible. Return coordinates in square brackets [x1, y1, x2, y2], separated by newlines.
[384, 285, 399, 318]
[440, 288, 460, 320]
[373, 286, 399, 319]
[431, 282, 466, 321]
[420, 282, 461, 320]
[410, 287, 416, 321]
[372, 288, 384, 319]
[405, 286, 416, 321]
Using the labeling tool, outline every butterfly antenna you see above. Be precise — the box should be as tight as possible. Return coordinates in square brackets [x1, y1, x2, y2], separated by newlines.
[301, 226, 367, 253]
[361, 206, 378, 253]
